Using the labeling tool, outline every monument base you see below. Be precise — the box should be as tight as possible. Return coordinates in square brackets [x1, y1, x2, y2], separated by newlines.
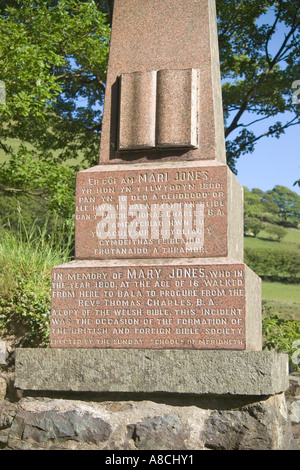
[15, 349, 289, 396]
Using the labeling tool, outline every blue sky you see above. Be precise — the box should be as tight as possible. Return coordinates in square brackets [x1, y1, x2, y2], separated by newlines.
[235, 115, 300, 196]
[232, 7, 300, 196]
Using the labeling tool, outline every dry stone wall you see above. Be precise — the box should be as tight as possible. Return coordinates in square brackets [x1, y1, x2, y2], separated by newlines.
[0, 353, 299, 450]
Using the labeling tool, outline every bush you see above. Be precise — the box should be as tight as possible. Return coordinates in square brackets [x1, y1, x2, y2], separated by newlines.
[264, 224, 288, 242]
[0, 276, 51, 347]
[262, 313, 300, 371]
[0, 219, 73, 346]
[245, 247, 300, 282]
[244, 217, 263, 237]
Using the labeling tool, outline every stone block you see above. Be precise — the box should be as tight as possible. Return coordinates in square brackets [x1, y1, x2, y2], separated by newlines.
[127, 414, 189, 450]
[118, 71, 157, 150]
[156, 68, 200, 148]
[49, 258, 261, 351]
[5, 393, 295, 450]
[8, 398, 112, 450]
[0, 341, 6, 365]
[14, 349, 289, 395]
[99, 0, 226, 163]
[75, 161, 243, 261]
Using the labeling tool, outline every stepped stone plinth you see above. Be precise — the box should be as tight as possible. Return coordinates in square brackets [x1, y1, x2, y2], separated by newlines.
[15, 0, 288, 402]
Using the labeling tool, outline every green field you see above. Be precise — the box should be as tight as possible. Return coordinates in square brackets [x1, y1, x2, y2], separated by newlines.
[244, 227, 300, 251]
[246, 226, 300, 321]
[262, 281, 300, 321]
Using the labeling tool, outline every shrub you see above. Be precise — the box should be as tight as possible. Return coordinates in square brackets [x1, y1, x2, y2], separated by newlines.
[264, 224, 288, 242]
[244, 217, 263, 237]
[262, 313, 300, 371]
[245, 247, 300, 282]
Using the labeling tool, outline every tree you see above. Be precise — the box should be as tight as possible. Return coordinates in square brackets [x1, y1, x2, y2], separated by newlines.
[0, 0, 110, 220]
[217, 0, 300, 173]
[1, 0, 300, 223]
[244, 216, 263, 237]
[264, 223, 288, 241]
[267, 185, 300, 227]
[244, 187, 265, 219]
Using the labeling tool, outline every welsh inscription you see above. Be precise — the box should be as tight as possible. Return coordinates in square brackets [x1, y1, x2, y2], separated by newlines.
[75, 166, 228, 259]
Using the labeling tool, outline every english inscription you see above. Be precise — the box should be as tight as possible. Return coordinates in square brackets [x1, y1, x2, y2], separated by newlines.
[50, 263, 246, 350]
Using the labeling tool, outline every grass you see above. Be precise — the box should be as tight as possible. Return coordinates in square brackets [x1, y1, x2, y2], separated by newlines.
[262, 281, 300, 321]
[262, 281, 300, 304]
[245, 226, 300, 321]
[0, 218, 74, 346]
[0, 223, 71, 291]
[244, 226, 300, 252]
[284, 228, 300, 244]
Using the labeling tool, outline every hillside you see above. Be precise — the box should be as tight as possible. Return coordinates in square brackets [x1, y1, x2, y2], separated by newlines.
[245, 226, 300, 321]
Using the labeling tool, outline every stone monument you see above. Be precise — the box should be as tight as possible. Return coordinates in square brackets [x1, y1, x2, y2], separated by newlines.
[15, 0, 288, 400]
[50, 0, 260, 352]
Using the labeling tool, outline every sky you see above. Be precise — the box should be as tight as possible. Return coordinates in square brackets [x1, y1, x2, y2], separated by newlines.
[235, 116, 300, 196]
[232, 7, 300, 196]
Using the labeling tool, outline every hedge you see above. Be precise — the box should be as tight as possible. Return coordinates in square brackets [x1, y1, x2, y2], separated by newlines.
[245, 247, 300, 283]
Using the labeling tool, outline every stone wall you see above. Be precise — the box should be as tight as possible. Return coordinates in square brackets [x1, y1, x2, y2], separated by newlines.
[0, 393, 297, 451]
[0, 343, 299, 450]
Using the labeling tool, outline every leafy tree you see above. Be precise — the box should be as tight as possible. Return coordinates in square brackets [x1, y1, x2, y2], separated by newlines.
[267, 185, 300, 227]
[244, 216, 264, 237]
[264, 223, 288, 241]
[217, 0, 300, 173]
[261, 192, 281, 217]
[244, 186, 281, 225]
[1, 0, 300, 223]
[0, 0, 110, 221]
[244, 187, 265, 219]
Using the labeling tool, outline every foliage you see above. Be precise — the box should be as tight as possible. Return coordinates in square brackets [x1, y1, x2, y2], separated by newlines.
[0, 147, 76, 220]
[244, 188, 265, 219]
[217, 0, 300, 173]
[244, 217, 263, 237]
[245, 246, 300, 282]
[0, 0, 110, 162]
[262, 312, 300, 370]
[244, 185, 300, 228]
[267, 185, 300, 227]
[0, 217, 73, 346]
[264, 223, 288, 241]
[0, 0, 110, 222]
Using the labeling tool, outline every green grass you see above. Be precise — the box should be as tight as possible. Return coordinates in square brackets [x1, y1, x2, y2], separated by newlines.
[263, 281, 300, 304]
[244, 226, 300, 252]
[262, 281, 300, 322]
[0, 219, 73, 346]
[283, 228, 300, 244]
[245, 226, 300, 321]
